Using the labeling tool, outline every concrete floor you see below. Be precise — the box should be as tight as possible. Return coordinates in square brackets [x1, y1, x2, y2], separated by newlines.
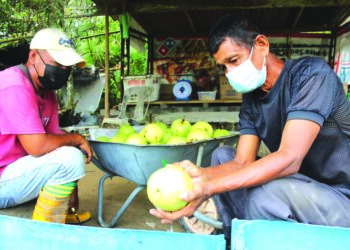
[0, 162, 186, 233]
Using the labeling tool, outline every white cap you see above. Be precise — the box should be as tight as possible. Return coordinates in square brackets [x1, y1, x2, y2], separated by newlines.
[30, 28, 86, 68]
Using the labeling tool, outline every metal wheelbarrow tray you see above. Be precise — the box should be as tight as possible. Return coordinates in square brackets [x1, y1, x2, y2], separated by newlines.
[89, 128, 239, 228]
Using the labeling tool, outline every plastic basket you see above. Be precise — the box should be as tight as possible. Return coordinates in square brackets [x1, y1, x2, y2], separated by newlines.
[123, 75, 161, 103]
[198, 91, 217, 101]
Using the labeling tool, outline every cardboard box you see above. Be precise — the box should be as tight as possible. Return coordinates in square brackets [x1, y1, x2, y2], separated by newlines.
[219, 75, 242, 100]
[159, 84, 175, 100]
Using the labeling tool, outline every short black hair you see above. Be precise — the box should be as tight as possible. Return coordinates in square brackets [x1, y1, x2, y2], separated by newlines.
[208, 15, 263, 56]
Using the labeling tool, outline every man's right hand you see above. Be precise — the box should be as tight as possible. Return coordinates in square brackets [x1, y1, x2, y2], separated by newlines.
[74, 134, 92, 163]
[149, 160, 210, 224]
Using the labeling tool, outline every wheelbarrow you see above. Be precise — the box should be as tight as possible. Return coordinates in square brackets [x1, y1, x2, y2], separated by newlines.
[89, 128, 239, 232]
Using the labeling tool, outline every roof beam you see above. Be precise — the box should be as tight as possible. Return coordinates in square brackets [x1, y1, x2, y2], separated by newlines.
[184, 10, 197, 34]
[93, 0, 350, 15]
[128, 0, 349, 14]
[335, 7, 350, 26]
[291, 7, 304, 28]
[149, 24, 338, 37]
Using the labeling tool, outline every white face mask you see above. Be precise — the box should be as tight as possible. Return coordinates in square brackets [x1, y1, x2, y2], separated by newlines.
[225, 47, 266, 93]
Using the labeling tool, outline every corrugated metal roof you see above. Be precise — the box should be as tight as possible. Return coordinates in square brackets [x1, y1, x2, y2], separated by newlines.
[92, 0, 350, 37]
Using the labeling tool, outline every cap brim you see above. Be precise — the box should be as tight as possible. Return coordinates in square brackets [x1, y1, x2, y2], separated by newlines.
[47, 48, 86, 68]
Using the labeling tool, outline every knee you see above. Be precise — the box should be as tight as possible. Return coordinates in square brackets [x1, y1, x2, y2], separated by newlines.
[245, 179, 295, 220]
[56, 146, 84, 163]
[211, 145, 236, 165]
[54, 146, 86, 175]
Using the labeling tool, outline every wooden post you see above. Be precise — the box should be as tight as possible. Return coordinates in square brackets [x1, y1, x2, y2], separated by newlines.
[328, 29, 336, 69]
[287, 34, 292, 59]
[104, 4, 110, 118]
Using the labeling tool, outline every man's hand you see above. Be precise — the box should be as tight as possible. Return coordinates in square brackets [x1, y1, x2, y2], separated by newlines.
[149, 160, 209, 224]
[74, 134, 93, 163]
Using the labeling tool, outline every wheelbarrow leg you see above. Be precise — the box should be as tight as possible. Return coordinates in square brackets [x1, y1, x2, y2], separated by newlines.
[193, 210, 223, 230]
[97, 173, 145, 228]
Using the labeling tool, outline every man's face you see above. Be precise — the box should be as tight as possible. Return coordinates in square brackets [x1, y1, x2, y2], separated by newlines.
[32, 49, 73, 91]
[34, 50, 72, 77]
[213, 38, 250, 74]
[214, 37, 265, 74]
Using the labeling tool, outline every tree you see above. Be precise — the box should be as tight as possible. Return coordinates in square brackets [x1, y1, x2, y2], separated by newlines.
[0, 0, 148, 113]
[0, 0, 64, 48]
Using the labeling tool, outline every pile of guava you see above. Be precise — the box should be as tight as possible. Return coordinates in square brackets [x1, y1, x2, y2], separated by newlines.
[95, 119, 231, 145]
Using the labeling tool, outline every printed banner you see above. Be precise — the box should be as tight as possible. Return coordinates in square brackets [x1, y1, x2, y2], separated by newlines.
[153, 35, 331, 84]
[335, 31, 350, 84]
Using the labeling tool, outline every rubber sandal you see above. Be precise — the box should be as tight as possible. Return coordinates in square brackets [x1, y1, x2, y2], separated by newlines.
[65, 208, 91, 225]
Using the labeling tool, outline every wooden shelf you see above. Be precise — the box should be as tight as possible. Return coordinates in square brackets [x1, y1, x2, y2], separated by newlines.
[126, 99, 242, 110]
[147, 99, 242, 109]
[151, 99, 242, 105]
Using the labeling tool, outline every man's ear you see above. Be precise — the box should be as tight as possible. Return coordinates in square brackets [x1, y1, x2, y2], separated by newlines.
[254, 35, 269, 56]
[27, 50, 37, 64]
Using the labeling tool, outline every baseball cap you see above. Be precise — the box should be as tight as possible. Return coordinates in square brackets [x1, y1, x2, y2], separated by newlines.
[30, 28, 86, 68]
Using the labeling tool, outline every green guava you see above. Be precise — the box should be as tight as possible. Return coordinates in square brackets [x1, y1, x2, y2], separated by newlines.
[191, 121, 213, 137]
[213, 128, 231, 138]
[125, 133, 148, 145]
[96, 136, 110, 142]
[147, 165, 193, 212]
[186, 129, 210, 143]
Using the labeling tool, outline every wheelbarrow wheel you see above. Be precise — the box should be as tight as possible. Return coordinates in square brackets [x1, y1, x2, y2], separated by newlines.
[180, 197, 221, 235]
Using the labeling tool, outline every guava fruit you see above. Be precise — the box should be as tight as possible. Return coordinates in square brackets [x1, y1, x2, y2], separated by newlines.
[186, 129, 211, 143]
[147, 164, 193, 212]
[170, 118, 192, 137]
[213, 128, 231, 138]
[144, 123, 165, 144]
[161, 129, 173, 144]
[110, 133, 128, 143]
[191, 121, 213, 137]
[154, 121, 168, 132]
[119, 124, 136, 137]
[166, 136, 187, 145]
[96, 136, 110, 142]
[125, 133, 148, 145]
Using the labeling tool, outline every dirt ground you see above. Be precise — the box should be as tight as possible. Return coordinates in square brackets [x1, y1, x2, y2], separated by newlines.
[0, 162, 186, 233]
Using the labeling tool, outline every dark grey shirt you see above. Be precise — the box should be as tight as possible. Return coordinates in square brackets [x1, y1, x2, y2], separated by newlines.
[238, 56, 350, 188]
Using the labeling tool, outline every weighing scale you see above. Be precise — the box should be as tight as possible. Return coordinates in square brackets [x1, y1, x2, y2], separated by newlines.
[173, 80, 192, 100]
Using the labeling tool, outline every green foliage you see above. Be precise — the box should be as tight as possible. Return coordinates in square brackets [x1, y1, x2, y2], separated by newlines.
[0, 0, 65, 48]
[64, 0, 148, 109]
[1, 0, 148, 111]
[129, 47, 148, 75]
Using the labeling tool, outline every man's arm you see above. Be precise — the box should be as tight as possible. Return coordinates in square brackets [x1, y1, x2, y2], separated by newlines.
[17, 133, 92, 163]
[204, 119, 320, 195]
[149, 119, 321, 223]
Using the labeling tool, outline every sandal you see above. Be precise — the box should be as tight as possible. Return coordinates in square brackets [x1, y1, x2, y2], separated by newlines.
[65, 208, 91, 225]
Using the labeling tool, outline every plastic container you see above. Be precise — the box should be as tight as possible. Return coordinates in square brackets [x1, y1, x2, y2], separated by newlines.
[198, 91, 217, 101]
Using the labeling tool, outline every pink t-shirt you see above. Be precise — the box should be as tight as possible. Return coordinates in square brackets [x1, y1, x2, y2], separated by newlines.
[0, 66, 62, 176]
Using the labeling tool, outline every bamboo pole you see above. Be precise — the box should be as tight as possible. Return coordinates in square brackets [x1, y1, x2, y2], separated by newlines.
[104, 3, 110, 118]
[0, 35, 33, 45]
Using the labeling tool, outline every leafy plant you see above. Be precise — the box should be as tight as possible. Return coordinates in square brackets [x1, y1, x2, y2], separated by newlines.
[1, 0, 148, 113]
